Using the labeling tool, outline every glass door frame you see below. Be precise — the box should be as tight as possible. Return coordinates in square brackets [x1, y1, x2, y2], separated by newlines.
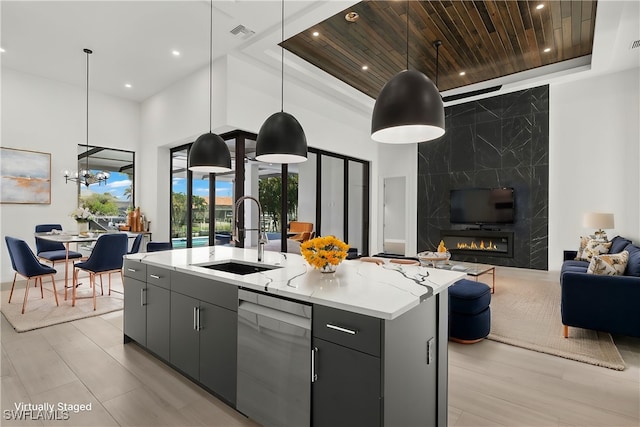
[311, 147, 370, 256]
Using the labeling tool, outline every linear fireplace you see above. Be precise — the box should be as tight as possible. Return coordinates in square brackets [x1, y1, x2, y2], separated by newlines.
[440, 229, 514, 258]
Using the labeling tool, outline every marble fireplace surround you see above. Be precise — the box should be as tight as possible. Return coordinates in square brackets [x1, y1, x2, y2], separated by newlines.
[418, 86, 549, 270]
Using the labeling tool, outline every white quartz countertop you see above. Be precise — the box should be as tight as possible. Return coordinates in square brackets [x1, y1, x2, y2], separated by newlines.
[126, 246, 466, 320]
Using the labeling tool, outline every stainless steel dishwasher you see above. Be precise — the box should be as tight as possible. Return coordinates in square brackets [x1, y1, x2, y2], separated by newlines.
[237, 289, 312, 427]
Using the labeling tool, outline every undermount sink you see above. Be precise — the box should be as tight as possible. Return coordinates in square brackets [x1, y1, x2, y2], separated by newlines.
[196, 261, 281, 275]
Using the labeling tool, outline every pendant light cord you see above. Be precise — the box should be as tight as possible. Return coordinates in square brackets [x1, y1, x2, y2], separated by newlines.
[209, 0, 213, 132]
[406, 0, 409, 70]
[84, 48, 91, 173]
[434, 40, 442, 87]
[280, 0, 284, 112]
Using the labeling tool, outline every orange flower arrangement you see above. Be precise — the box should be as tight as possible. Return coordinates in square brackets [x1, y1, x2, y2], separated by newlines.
[301, 235, 349, 271]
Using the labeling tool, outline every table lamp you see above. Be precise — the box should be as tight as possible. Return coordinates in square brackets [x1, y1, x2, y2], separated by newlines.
[583, 212, 614, 241]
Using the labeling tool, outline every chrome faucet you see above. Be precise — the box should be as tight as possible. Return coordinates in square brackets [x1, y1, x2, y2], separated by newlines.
[232, 196, 269, 262]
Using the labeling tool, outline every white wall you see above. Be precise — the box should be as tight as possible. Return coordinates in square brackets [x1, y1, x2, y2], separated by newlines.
[0, 69, 140, 282]
[548, 67, 640, 270]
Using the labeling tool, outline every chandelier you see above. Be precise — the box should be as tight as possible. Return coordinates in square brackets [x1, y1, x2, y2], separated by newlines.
[64, 48, 110, 187]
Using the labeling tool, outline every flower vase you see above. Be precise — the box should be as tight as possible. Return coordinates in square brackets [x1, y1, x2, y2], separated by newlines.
[77, 221, 89, 234]
[320, 264, 337, 273]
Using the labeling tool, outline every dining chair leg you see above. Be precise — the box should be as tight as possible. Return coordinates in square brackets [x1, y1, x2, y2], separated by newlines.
[22, 278, 32, 314]
[72, 268, 78, 307]
[39, 277, 44, 299]
[108, 272, 112, 296]
[8, 272, 17, 303]
[51, 275, 59, 307]
[65, 266, 70, 301]
[99, 275, 104, 296]
[92, 273, 97, 311]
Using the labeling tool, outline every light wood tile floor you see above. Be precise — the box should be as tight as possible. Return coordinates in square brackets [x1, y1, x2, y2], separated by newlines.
[2, 268, 639, 427]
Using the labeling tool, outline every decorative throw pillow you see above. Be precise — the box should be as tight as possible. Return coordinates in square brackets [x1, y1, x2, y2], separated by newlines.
[574, 236, 592, 260]
[580, 239, 612, 262]
[623, 244, 640, 276]
[587, 251, 629, 276]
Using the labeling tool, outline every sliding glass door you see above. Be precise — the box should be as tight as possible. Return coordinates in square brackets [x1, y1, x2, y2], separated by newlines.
[170, 133, 369, 255]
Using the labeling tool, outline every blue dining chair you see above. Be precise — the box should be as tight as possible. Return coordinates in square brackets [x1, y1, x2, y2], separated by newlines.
[146, 241, 173, 252]
[72, 233, 128, 310]
[5, 236, 59, 314]
[128, 234, 143, 255]
[35, 224, 84, 267]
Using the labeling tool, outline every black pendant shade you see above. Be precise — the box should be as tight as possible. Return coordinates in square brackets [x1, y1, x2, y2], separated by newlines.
[255, 0, 308, 164]
[371, 69, 445, 144]
[188, 132, 232, 173]
[187, 0, 232, 174]
[255, 112, 307, 163]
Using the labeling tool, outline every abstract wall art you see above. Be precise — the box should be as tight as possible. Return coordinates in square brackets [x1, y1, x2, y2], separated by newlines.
[0, 147, 51, 204]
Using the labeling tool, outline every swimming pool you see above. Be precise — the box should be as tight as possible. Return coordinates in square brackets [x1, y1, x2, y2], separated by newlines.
[171, 234, 232, 248]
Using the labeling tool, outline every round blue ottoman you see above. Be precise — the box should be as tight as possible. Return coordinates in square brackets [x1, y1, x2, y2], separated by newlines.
[449, 279, 491, 343]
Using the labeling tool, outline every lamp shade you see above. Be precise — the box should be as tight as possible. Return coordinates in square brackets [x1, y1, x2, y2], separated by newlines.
[188, 132, 232, 173]
[371, 70, 445, 144]
[583, 212, 615, 229]
[255, 111, 307, 163]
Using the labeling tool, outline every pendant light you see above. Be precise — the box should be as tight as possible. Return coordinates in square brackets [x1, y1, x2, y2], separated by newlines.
[371, 1, 445, 144]
[63, 48, 110, 187]
[255, 0, 307, 164]
[188, 0, 232, 173]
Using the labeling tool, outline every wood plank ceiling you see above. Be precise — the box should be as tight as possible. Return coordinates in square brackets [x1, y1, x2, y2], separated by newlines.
[281, 0, 597, 99]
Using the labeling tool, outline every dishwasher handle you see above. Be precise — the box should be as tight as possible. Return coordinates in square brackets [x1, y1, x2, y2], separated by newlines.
[239, 300, 311, 330]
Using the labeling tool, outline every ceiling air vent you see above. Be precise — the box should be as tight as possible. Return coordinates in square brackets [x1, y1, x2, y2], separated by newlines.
[230, 24, 255, 39]
[631, 40, 640, 50]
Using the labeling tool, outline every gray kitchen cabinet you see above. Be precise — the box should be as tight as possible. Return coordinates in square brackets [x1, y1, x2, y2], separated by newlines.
[312, 305, 382, 427]
[312, 296, 443, 427]
[312, 337, 381, 427]
[169, 271, 238, 405]
[146, 283, 170, 360]
[123, 276, 146, 346]
[199, 301, 237, 404]
[170, 292, 200, 379]
[123, 260, 171, 361]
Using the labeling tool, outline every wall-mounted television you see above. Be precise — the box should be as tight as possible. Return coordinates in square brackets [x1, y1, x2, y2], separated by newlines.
[450, 188, 515, 225]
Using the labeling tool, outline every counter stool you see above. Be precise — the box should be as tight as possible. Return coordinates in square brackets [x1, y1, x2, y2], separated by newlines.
[449, 279, 491, 344]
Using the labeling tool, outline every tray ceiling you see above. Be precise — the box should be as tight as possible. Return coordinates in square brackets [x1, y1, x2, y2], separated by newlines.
[281, 0, 597, 99]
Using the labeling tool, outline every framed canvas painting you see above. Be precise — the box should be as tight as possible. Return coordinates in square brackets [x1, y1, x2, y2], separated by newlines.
[0, 147, 51, 204]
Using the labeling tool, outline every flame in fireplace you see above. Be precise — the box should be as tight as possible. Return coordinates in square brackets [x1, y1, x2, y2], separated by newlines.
[456, 240, 498, 250]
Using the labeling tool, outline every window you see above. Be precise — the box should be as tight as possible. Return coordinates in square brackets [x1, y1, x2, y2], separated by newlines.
[77, 145, 135, 230]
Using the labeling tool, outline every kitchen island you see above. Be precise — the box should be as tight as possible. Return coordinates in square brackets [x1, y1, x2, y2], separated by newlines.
[123, 246, 465, 427]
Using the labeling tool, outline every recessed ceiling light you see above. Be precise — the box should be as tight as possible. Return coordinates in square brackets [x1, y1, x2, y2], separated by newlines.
[459, 71, 466, 76]
[0, 47, 5, 53]
[125, 83, 132, 88]
[312, 31, 319, 37]
[362, 65, 368, 71]
[543, 47, 551, 53]
[536, 4, 544, 10]
[172, 50, 181, 57]
[345, 11, 359, 23]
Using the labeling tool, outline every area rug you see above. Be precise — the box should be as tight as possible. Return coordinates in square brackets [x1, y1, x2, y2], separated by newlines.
[0, 275, 124, 333]
[486, 270, 625, 370]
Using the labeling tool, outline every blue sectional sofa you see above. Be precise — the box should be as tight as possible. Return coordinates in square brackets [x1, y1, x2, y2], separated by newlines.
[560, 235, 640, 338]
